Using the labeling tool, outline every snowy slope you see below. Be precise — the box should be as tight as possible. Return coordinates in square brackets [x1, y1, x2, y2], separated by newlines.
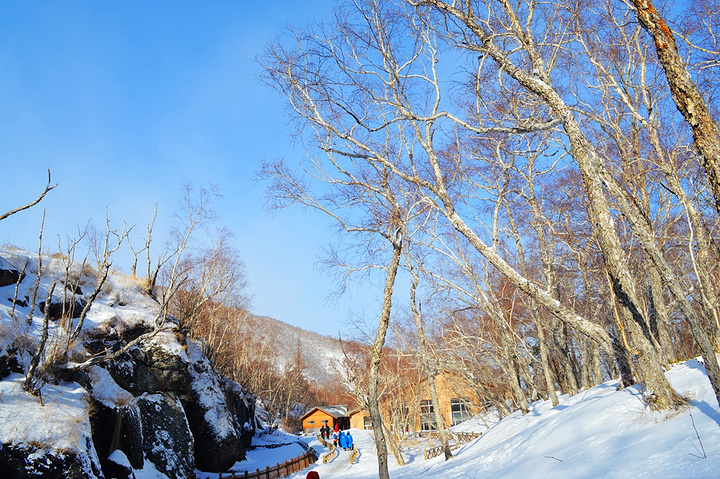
[250, 315, 345, 384]
[254, 357, 720, 479]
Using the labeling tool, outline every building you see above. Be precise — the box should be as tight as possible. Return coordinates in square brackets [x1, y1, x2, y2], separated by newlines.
[302, 371, 481, 435]
[300, 406, 350, 434]
[348, 407, 372, 430]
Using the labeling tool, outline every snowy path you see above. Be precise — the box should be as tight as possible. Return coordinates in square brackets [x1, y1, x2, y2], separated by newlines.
[289, 430, 378, 479]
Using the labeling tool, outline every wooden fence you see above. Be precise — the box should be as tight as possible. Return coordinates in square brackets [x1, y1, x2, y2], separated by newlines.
[317, 433, 357, 464]
[191, 449, 317, 479]
[423, 432, 482, 460]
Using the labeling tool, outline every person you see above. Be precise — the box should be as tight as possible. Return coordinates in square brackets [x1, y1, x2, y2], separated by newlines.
[332, 431, 338, 448]
[334, 422, 339, 433]
[339, 431, 347, 451]
[306, 471, 320, 479]
[346, 431, 354, 450]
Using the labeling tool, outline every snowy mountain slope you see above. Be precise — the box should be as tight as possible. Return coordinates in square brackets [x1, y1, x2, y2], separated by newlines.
[250, 315, 346, 385]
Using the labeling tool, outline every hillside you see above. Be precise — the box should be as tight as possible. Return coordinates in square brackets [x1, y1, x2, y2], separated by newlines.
[249, 315, 346, 386]
[2, 244, 720, 479]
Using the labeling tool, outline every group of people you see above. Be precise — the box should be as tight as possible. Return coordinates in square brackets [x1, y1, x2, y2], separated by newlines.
[319, 424, 354, 451]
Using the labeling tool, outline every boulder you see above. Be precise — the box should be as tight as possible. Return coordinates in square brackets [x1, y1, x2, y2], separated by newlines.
[137, 392, 194, 478]
[0, 349, 23, 379]
[0, 442, 103, 479]
[105, 450, 135, 479]
[88, 398, 144, 473]
[0, 258, 23, 287]
[183, 340, 242, 472]
[39, 298, 88, 321]
[128, 331, 191, 395]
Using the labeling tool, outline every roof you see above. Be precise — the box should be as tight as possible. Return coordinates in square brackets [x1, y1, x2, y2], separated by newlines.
[346, 407, 368, 417]
[300, 405, 349, 421]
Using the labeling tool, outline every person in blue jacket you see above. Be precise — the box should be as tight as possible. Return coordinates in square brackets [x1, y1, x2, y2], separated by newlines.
[346, 431, 354, 450]
[339, 431, 347, 450]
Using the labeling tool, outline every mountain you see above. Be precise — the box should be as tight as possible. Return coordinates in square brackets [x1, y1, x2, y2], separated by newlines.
[249, 315, 346, 386]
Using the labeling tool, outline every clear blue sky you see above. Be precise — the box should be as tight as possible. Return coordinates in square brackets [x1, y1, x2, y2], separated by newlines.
[0, 1, 378, 336]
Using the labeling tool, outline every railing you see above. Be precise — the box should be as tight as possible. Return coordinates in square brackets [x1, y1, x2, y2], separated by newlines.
[191, 449, 317, 479]
[321, 445, 337, 464]
[349, 447, 360, 464]
[423, 431, 482, 460]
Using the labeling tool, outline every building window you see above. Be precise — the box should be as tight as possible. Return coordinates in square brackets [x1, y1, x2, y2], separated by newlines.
[308, 420, 315, 425]
[420, 400, 436, 431]
[451, 398, 472, 426]
[364, 416, 372, 430]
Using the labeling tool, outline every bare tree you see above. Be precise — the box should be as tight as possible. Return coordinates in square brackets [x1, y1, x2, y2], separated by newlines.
[0, 169, 56, 222]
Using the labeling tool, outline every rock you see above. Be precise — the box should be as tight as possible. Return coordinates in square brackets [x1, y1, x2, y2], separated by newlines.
[0, 441, 103, 479]
[224, 378, 256, 452]
[183, 341, 242, 472]
[88, 398, 144, 473]
[0, 258, 23, 287]
[0, 349, 23, 379]
[39, 298, 88, 321]
[128, 331, 191, 395]
[105, 450, 135, 479]
[137, 392, 194, 478]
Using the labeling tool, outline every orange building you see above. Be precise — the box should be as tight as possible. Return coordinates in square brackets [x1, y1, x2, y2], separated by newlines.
[300, 406, 350, 434]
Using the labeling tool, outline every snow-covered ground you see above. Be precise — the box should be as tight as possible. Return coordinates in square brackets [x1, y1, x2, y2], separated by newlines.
[209, 357, 720, 479]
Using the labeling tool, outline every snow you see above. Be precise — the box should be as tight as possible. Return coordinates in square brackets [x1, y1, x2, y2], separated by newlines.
[87, 365, 134, 408]
[0, 373, 92, 453]
[208, 358, 720, 479]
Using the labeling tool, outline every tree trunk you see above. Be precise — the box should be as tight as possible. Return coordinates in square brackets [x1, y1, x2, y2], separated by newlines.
[368, 239, 402, 479]
[409, 270, 452, 460]
[632, 0, 720, 216]
[647, 267, 674, 362]
[536, 318, 559, 406]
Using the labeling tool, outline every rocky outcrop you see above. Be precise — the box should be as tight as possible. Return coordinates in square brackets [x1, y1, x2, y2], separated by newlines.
[137, 392, 195, 478]
[0, 252, 256, 479]
[183, 341, 243, 472]
[0, 439, 103, 479]
[81, 329, 257, 477]
[0, 257, 23, 287]
[224, 378, 257, 451]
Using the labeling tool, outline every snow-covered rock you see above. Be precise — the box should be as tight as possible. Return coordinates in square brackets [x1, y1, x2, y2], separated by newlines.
[0, 375, 103, 479]
[0, 247, 258, 478]
[137, 392, 194, 478]
[183, 340, 244, 472]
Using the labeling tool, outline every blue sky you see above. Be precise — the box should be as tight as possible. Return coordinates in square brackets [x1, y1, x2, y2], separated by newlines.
[0, 1, 379, 336]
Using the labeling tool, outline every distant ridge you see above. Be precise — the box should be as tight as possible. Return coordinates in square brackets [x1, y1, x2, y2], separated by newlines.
[249, 314, 346, 386]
